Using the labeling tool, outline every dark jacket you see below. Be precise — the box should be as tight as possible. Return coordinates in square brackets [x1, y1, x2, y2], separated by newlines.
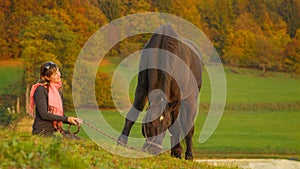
[32, 86, 69, 136]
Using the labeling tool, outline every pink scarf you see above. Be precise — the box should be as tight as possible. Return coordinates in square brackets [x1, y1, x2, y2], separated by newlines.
[29, 81, 64, 130]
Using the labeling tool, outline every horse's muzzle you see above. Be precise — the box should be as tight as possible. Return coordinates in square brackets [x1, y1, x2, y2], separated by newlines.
[142, 139, 163, 155]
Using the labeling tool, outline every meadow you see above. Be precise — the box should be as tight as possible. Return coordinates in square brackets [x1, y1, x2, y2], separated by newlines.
[87, 57, 300, 159]
[0, 59, 24, 95]
[1, 58, 300, 168]
[2, 129, 234, 169]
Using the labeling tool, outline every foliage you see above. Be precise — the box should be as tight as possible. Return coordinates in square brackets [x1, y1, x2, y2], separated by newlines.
[278, 0, 299, 37]
[20, 15, 80, 110]
[1, 0, 300, 111]
[283, 39, 300, 73]
[98, 0, 124, 21]
[197, 0, 299, 72]
[95, 72, 114, 108]
[1, 0, 299, 73]
[0, 107, 17, 127]
[0, 130, 235, 169]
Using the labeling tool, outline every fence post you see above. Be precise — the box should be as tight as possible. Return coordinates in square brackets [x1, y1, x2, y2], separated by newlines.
[17, 97, 20, 114]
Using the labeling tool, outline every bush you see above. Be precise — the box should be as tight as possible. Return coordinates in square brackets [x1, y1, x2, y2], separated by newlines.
[95, 72, 114, 108]
[0, 130, 230, 169]
[0, 107, 17, 127]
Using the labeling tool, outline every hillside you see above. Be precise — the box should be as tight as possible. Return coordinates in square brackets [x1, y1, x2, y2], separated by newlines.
[0, 129, 237, 169]
[1, 59, 300, 160]
[0, 0, 299, 73]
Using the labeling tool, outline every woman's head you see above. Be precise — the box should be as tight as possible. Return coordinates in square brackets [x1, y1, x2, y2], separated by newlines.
[39, 61, 61, 85]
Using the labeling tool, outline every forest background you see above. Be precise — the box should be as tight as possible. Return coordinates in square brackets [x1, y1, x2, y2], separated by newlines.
[0, 0, 299, 110]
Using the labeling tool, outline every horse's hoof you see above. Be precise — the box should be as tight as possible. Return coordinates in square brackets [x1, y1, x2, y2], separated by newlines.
[185, 154, 193, 161]
[172, 153, 181, 159]
[117, 135, 128, 146]
[171, 150, 182, 159]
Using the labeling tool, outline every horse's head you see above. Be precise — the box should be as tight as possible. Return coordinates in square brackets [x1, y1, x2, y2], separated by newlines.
[142, 89, 178, 154]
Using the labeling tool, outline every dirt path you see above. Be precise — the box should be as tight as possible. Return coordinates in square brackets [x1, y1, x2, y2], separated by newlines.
[196, 159, 300, 169]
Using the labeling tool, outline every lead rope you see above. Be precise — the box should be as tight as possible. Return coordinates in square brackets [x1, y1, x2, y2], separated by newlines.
[142, 122, 164, 151]
[82, 120, 163, 152]
[82, 120, 142, 152]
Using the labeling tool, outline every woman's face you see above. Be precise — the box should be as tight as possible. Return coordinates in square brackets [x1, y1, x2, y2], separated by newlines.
[48, 69, 61, 83]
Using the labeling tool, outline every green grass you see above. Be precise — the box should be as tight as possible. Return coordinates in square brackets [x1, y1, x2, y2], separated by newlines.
[68, 109, 300, 160]
[0, 129, 236, 169]
[1, 58, 300, 165]
[194, 110, 300, 159]
[83, 56, 300, 159]
[199, 67, 300, 108]
[98, 57, 123, 74]
[0, 60, 24, 94]
[99, 57, 300, 109]
[224, 68, 300, 105]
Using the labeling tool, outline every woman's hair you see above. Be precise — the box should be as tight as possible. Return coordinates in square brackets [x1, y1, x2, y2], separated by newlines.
[38, 61, 58, 86]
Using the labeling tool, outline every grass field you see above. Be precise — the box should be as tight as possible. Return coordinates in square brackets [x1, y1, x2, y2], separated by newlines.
[82, 57, 300, 159]
[99, 57, 300, 107]
[1, 58, 300, 162]
[66, 108, 300, 160]
[0, 59, 24, 95]
[194, 110, 300, 159]
[2, 130, 235, 169]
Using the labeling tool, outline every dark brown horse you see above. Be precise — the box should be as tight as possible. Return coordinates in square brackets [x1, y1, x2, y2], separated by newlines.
[118, 24, 202, 160]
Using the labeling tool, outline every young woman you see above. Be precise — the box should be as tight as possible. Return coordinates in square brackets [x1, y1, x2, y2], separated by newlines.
[29, 61, 81, 136]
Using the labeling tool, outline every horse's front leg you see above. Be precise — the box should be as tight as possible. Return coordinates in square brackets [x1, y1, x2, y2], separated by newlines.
[168, 102, 182, 158]
[118, 84, 147, 145]
[118, 107, 140, 145]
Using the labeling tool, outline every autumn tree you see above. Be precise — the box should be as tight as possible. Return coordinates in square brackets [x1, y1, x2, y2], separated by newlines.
[0, 0, 11, 58]
[1, 0, 300, 78]
[283, 30, 300, 73]
[3, 0, 42, 58]
[278, 0, 299, 37]
[198, 0, 235, 55]
[21, 15, 79, 112]
[97, 0, 124, 21]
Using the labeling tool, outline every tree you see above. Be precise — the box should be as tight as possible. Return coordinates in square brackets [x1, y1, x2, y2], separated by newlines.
[198, 0, 234, 55]
[0, 0, 11, 58]
[283, 28, 300, 73]
[97, 0, 124, 21]
[278, 0, 299, 37]
[248, 0, 266, 25]
[21, 15, 80, 112]
[123, 0, 151, 13]
[223, 30, 257, 67]
[151, 0, 172, 13]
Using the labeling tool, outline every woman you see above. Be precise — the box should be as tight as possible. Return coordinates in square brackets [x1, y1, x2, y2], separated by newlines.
[29, 61, 81, 136]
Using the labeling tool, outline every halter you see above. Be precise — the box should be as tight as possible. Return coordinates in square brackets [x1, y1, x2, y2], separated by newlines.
[142, 121, 164, 153]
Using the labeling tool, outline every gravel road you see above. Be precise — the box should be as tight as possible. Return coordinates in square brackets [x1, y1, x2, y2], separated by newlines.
[196, 159, 300, 169]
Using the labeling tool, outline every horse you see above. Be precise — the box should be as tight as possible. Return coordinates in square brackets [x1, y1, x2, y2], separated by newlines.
[118, 24, 203, 160]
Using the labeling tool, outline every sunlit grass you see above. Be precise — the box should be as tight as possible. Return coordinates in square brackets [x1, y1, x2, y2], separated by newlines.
[68, 109, 300, 159]
[0, 59, 24, 94]
[0, 129, 236, 169]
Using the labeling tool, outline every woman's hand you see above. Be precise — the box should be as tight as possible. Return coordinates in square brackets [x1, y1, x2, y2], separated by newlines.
[68, 117, 83, 126]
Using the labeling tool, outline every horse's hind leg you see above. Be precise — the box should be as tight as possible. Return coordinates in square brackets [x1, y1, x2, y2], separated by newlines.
[181, 94, 198, 160]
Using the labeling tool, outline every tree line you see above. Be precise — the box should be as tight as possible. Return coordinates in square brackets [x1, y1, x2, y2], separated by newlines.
[0, 0, 299, 109]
